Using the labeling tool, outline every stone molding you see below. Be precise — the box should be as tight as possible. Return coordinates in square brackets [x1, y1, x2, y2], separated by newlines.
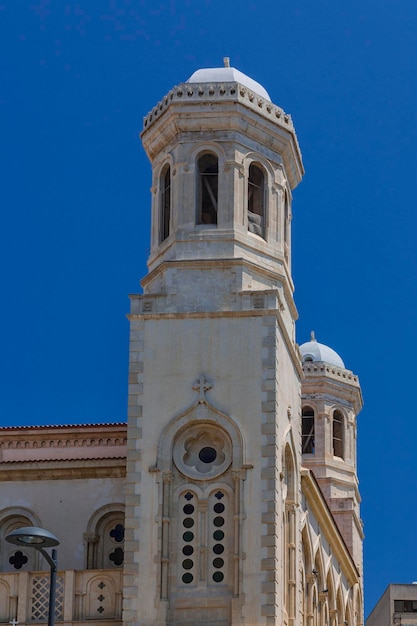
[302, 361, 360, 385]
[141, 82, 304, 190]
[143, 81, 294, 133]
[0, 458, 126, 481]
[128, 304, 303, 382]
[140, 258, 296, 303]
[0, 423, 127, 465]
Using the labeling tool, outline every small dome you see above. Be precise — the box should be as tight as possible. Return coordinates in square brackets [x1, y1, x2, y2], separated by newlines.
[187, 66, 271, 101]
[299, 331, 345, 368]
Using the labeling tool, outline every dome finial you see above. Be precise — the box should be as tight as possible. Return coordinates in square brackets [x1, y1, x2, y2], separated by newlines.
[223, 56, 230, 68]
[310, 330, 316, 342]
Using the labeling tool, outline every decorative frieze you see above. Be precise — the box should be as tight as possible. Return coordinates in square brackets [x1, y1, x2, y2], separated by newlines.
[143, 82, 294, 135]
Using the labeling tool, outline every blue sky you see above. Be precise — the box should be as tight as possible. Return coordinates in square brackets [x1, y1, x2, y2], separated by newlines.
[2, 0, 417, 616]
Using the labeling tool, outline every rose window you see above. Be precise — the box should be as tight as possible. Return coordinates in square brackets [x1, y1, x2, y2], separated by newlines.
[173, 425, 232, 479]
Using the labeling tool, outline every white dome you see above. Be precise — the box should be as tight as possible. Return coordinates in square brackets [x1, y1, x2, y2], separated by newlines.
[187, 66, 271, 101]
[299, 332, 345, 368]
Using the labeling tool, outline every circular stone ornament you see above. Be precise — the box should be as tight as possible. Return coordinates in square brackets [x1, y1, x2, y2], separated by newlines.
[173, 424, 232, 480]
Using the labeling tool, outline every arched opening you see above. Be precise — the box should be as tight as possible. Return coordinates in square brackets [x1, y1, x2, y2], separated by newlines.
[160, 165, 171, 242]
[284, 444, 296, 622]
[85, 508, 125, 569]
[248, 163, 265, 237]
[302, 406, 315, 454]
[313, 553, 324, 626]
[197, 153, 218, 225]
[336, 588, 344, 626]
[301, 528, 313, 626]
[332, 410, 344, 459]
[176, 486, 232, 589]
[156, 404, 245, 626]
[0, 513, 38, 571]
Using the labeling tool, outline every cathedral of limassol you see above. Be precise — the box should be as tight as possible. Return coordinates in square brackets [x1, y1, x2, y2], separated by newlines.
[0, 63, 364, 626]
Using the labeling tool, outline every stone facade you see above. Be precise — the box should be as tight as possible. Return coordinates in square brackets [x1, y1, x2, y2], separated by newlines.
[0, 424, 126, 623]
[0, 64, 364, 626]
[123, 65, 364, 626]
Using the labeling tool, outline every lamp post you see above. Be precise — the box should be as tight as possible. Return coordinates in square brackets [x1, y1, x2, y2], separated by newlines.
[6, 527, 60, 626]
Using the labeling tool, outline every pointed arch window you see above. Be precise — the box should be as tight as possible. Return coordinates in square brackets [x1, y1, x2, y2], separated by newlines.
[332, 410, 344, 459]
[302, 407, 315, 454]
[248, 163, 265, 238]
[160, 165, 171, 242]
[197, 153, 218, 225]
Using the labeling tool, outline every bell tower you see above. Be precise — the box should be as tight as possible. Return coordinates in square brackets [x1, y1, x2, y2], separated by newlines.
[140, 61, 303, 327]
[124, 63, 304, 626]
[299, 333, 364, 573]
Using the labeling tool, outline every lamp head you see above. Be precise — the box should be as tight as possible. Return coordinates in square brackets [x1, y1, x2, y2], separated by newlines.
[6, 526, 60, 548]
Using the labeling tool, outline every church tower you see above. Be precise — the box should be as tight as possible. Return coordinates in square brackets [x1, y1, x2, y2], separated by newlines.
[123, 61, 304, 626]
[299, 333, 364, 574]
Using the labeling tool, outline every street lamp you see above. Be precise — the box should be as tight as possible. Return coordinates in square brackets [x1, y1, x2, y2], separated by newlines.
[6, 527, 60, 626]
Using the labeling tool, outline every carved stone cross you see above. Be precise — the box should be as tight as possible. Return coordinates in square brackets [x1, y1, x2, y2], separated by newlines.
[9, 620, 19, 626]
[192, 375, 212, 403]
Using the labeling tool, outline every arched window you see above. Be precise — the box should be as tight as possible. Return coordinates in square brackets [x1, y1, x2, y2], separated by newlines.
[248, 163, 265, 238]
[332, 410, 344, 459]
[85, 510, 125, 569]
[284, 445, 296, 622]
[302, 407, 315, 454]
[156, 411, 244, 625]
[1, 514, 38, 572]
[177, 488, 232, 588]
[197, 154, 218, 225]
[160, 165, 171, 242]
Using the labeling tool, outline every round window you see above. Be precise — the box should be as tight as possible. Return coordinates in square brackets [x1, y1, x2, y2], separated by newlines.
[173, 424, 232, 480]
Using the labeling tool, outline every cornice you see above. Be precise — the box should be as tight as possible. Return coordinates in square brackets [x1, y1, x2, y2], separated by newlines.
[0, 457, 126, 481]
[142, 81, 295, 134]
[301, 362, 363, 414]
[139, 256, 297, 317]
[141, 82, 304, 190]
[128, 305, 303, 379]
[0, 422, 126, 432]
[0, 423, 127, 464]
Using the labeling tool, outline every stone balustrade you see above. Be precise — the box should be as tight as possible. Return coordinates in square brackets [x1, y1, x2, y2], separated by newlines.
[0, 568, 122, 624]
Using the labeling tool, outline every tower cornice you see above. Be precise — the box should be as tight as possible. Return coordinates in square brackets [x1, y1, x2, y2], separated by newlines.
[302, 361, 363, 414]
[141, 81, 304, 190]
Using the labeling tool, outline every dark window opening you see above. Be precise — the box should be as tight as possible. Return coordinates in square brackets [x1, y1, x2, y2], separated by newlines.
[9, 550, 28, 570]
[199, 446, 217, 463]
[284, 191, 290, 260]
[248, 163, 265, 238]
[198, 154, 218, 225]
[160, 166, 171, 242]
[333, 410, 344, 459]
[302, 407, 315, 454]
[110, 523, 125, 543]
[109, 547, 124, 566]
[394, 600, 417, 613]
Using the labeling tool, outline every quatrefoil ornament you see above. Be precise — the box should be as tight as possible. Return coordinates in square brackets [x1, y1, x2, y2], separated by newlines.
[173, 424, 232, 480]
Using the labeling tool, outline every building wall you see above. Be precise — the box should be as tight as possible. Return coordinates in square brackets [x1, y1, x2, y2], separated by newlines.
[367, 584, 417, 626]
[1, 476, 125, 571]
[124, 307, 303, 625]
